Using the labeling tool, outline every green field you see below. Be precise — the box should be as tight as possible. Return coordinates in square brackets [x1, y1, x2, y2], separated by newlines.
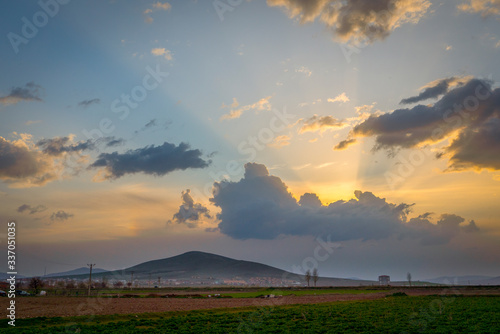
[219, 288, 387, 298]
[2, 295, 499, 333]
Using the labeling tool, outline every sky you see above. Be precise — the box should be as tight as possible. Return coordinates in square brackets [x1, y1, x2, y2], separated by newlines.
[1, 0, 500, 281]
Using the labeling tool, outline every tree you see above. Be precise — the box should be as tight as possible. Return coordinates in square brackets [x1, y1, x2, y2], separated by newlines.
[312, 268, 319, 287]
[407, 272, 412, 287]
[305, 269, 311, 287]
[78, 281, 87, 289]
[113, 281, 124, 288]
[29, 277, 44, 295]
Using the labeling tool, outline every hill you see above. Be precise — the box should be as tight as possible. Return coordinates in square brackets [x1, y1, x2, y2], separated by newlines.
[44, 267, 109, 278]
[58, 251, 376, 286]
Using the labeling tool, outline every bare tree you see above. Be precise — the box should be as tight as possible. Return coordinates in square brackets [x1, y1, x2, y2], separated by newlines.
[407, 272, 412, 287]
[28, 277, 44, 295]
[113, 281, 124, 288]
[305, 269, 311, 287]
[312, 268, 319, 287]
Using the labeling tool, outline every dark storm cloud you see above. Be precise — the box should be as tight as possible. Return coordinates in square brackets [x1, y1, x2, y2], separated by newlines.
[404, 213, 479, 245]
[400, 77, 465, 105]
[78, 98, 100, 108]
[210, 163, 477, 243]
[445, 117, 500, 170]
[0, 82, 43, 106]
[344, 78, 500, 170]
[37, 137, 96, 156]
[50, 210, 74, 222]
[267, 0, 431, 44]
[17, 204, 47, 214]
[90, 142, 211, 179]
[170, 189, 211, 228]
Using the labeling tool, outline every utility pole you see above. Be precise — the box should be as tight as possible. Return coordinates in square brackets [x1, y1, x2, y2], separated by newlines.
[158, 276, 161, 288]
[87, 263, 95, 296]
[130, 271, 134, 290]
[149, 273, 152, 288]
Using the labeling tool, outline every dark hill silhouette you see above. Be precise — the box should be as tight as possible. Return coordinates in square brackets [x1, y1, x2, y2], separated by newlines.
[46, 251, 377, 286]
[120, 251, 292, 279]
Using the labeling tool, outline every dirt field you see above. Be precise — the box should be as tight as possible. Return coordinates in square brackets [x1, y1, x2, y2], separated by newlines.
[3, 287, 498, 319]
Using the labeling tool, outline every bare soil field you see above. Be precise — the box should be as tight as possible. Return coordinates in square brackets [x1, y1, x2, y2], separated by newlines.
[3, 287, 499, 319]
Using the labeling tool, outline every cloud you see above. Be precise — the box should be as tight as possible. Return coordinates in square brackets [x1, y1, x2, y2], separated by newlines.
[0, 134, 61, 187]
[104, 136, 126, 147]
[267, 0, 431, 44]
[328, 92, 350, 103]
[400, 76, 470, 105]
[17, 204, 47, 214]
[37, 136, 96, 156]
[210, 163, 478, 243]
[50, 210, 74, 222]
[334, 138, 357, 150]
[0, 134, 128, 188]
[269, 135, 291, 148]
[169, 189, 211, 228]
[78, 98, 100, 108]
[220, 96, 272, 120]
[151, 48, 173, 60]
[342, 77, 500, 171]
[153, 1, 171, 10]
[144, 2, 171, 22]
[90, 142, 211, 180]
[295, 66, 312, 77]
[0, 82, 43, 106]
[296, 115, 344, 133]
[458, 0, 500, 18]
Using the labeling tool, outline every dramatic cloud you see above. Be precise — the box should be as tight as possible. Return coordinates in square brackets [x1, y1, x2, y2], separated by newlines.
[343, 77, 500, 171]
[17, 204, 47, 214]
[296, 115, 344, 133]
[37, 136, 96, 156]
[220, 96, 272, 120]
[328, 92, 350, 104]
[169, 189, 211, 228]
[0, 134, 61, 187]
[400, 77, 470, 104]
[458, 0, 500, 18]
[90, 142, 211, 179]
[0, 134, 128, 187]
[50, 210, 74, 222]
[0, 82, 43, 106]
[267, 0, 431, 44]
[211, 163, 478, 243]
[151, 48, 173, 60]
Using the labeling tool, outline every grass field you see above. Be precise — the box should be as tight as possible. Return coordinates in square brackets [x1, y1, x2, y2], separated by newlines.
[2, 295, 499, 333]
[219, 288, 388, 298]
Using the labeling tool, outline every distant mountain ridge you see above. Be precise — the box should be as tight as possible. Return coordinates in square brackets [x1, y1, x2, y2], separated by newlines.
[45, 267, 108, 278]
[43, 251, 376, 286]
